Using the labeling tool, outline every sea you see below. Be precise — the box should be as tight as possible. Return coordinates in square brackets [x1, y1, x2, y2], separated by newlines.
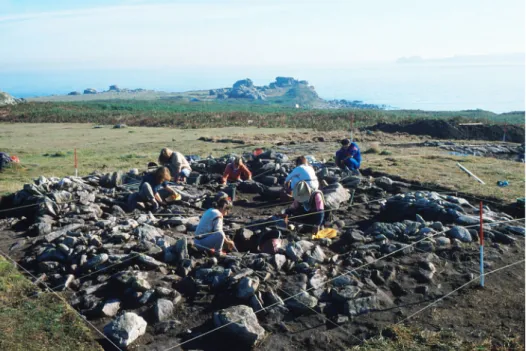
[1, 61, 524, 113]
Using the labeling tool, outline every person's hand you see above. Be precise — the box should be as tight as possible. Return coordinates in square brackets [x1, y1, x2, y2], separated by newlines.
[225, 239, 235, 251]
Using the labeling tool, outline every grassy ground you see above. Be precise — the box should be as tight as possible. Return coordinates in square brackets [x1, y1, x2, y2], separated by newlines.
[353, 325, 523, 351]
[0, 123, 524, 203]
[0, 256, 102, 351]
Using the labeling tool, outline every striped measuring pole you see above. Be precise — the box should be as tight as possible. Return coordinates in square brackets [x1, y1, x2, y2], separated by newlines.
[479, 201, 484, 287]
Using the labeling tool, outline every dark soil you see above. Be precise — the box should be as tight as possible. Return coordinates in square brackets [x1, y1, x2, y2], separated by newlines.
[367, 120, 525, 143]
[0, 178, 523, 351]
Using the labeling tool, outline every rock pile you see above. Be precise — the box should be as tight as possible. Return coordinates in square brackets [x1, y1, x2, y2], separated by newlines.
[0, 150, 523, 349]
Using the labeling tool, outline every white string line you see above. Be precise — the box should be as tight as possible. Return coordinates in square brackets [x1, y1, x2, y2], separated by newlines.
[162, 217, 524, 351]
[396, 259, 526, 325]
[0, 248, 124, 351]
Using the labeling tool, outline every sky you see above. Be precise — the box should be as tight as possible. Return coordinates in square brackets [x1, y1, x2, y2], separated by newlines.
[0, 0, 524, 71]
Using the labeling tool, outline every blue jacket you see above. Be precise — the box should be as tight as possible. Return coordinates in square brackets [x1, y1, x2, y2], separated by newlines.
[335, 142, 361, 167]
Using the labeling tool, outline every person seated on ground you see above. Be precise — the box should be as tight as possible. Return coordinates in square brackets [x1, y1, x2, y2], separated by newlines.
[158, 148, 192, 183]
[222, 156, 252, 184]
[284, 180, 325, 234]
[283, 156, 319, 195]
[335, 139, 361, 175]
[129, 166, 177, 210]
[194, 193, 235, 254]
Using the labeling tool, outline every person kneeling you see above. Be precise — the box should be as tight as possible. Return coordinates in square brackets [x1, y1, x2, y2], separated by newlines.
[194, 196, 235, 254]
[285, 181, 325, 234]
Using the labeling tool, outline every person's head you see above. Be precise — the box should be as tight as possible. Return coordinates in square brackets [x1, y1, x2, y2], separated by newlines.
[341, 139, 350, 148]
[147, 162, 158, 169]
[216, 197, 233, 215]
[158, 148, 174, 164]
[155, 166, 171, 184]
[232, 156, 243, 167]
[295, 156, 308, 166]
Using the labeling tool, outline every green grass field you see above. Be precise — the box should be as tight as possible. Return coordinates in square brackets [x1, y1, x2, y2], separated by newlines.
[0, 123, 523, 203]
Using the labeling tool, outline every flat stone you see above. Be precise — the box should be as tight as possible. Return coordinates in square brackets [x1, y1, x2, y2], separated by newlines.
[331, 286, 361, 302]
[101, 299, 121, 317]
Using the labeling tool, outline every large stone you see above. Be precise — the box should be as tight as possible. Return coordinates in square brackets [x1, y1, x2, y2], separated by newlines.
[213, 305, 266, 346]
[153, 299, 174, 322]
[344, 296, 379, 316]
[103, 312, 147, 348]
[237, 277, 259, 299]
[272, 254, 287, 271]
[101, 299, 121, 317]
[323, 183, 350, 209]
[285, 242, 304, 262]
[285, 291, 318, 312]
[164, 237, 188, 264]
[331, 286, 361, 302]
[448, 226, 472, 242]
[137, 254, 166, 269]
[83, 253, 109, 270]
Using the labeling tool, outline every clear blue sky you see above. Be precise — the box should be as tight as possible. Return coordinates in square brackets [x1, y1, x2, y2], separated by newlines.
[0, 0, 524, 71]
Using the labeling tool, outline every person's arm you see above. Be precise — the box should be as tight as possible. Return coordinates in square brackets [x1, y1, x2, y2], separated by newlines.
[163, 184, 177, 195]
[285, 168, 298, 183]
[212, 216, 234, 251]
[222, 164, 232, 184]
[154, 192, 163, 203]
[241, 164, 252, 180]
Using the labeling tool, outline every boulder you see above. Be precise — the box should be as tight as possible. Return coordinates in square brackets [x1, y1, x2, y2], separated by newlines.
[0, 91, 17, 106]
[100, 299, 121, 317]
[448, 226, 472, 242]
[323, 183, 350, 209]
[213, 305, 266, 346]
[103, 312, 147, 348]
[83, 88, 97, 94]
[153, 299, 174, 322]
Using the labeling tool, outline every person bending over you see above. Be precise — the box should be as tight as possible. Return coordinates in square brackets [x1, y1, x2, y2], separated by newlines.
[285, 180, 325, 234]
[158, 148, 192, 183]
[194, 195, 235, 254]
[222, 156, 252, 184]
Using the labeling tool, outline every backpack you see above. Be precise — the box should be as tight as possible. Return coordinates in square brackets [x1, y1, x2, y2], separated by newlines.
[0, 152, 12, 171]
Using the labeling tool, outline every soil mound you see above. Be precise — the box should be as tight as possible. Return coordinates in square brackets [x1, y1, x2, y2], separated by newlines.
[367, 120, 525, 143]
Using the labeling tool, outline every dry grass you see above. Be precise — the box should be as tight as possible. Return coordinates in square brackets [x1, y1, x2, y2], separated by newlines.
[354, 325, 524, 351]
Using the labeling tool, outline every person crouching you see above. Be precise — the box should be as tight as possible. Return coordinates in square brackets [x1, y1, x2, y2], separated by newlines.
[194, 195, 235, 254]
[285, 180, 325, 234]
[222, 156, 252, 184]
[128, 166, 177, 211]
